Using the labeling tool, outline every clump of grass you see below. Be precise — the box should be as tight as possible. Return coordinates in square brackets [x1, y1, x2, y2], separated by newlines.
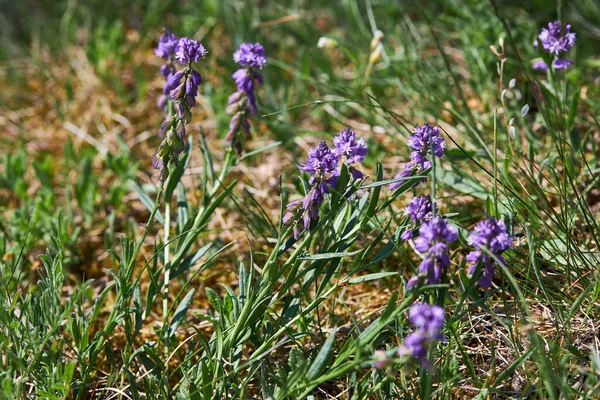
[1, 0, 600, 398]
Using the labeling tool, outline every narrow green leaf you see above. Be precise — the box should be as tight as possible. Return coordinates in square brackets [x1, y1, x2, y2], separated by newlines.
[130, 181, 164, 223]
[347, 271, 398, 284]
[171, 243, 212, 280]
[177, 182, 189, 233]
[168, 289, 195, 337]
[240, 141, 282, 160]
[305, 327, 337, 381]
[301, 249, 362, 260]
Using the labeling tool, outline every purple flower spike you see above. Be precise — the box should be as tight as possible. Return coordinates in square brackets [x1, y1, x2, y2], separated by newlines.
[153, 29, 207, 181]
[155, 29, 178, 59]
[283, 141, 341, 238]
[233, 42, 268, 69]
[400, 303, 445, 367]
[175, 37, 208, 64]
[333, 128, 368, 181]
[389, 123, 445, 190]
[405, 195, 433, 224]
[226, 42, 268, 153]
[334, 128, 368, 164]
[407, 124, 446, 158]
[414, 217, 458, 253]
[407, 217, 457, 288]
[466, 217, 512, 288]
[300, 141, 340, 188]
[538, 21, 576, 55]
[535, 21, 576, 70]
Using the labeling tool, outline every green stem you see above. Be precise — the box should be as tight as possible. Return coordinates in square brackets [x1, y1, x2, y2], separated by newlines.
[162, 188, 171, 355]
[430, 132, 437, 217]
[128, 184, 165, 272]
[85, 183, 164, 380]
[169, 149, 237, 268]
[493, 107, 499, 217]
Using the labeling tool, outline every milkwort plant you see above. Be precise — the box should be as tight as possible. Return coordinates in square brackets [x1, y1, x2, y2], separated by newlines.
[283, 128, 367, 238]
[226, 43, 268, 154]
[153, 32, 207, 181]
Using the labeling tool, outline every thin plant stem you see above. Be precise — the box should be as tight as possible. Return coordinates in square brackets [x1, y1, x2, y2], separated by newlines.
[430, 133, 437, 217]
[128, 184, 165, 272]
[163, 184, 171, 355]
[494, 107, 499, 217]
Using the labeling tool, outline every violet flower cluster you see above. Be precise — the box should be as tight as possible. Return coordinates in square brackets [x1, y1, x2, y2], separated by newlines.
[400, 195, 433, 241]
[153, 30, 207, 180]
[533, 21, 576, 71]
[400, 303, 445, 367]
[466, 217, 513, 289]
[226, 43, 268, 154]
[283, 128, 367, 239]
[407, 216, 458, 289]
[334, 128, 368, 179]
[389, 123, 446, 191]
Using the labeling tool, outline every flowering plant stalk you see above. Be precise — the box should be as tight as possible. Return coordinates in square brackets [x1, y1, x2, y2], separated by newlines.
[153, 30, 208, 355]
[283, 128, 367, 239]
[226, 43, 268, 155]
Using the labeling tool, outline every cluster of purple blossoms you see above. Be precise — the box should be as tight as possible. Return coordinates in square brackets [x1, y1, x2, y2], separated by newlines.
[400, 303, 445, 367]
[400, 195, 433, 241]
[155, 29, 178, 59]
[226, 43, 268, 154]
[153, 30, 208, 180]
[533, 21, 576, 71]
[175, 37, 208, 64]
[334, 128, 368, 179]
[466, 217, 513, 289]
[407, 216, 458, 289]
[389, 123, 446, 191]
[283, 129, 367, 239]
[156, 29, 178, 109]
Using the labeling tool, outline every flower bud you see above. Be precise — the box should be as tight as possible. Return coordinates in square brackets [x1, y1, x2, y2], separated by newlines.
[229, 113, 241, 133]
[282, 212, 295, 225]
[170, 83, 185, 101]
[171, 134, 184, 154]
[152, 154, 164, 169]
[176, 121, 185, 140]
[373, 350, 389, 369]
[160, 63, 171, 77]
[186, 94, 196, 108]
[401, 229, 414, 241]
[157, 94, 167, 110]
[317, 37, 337, 49]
